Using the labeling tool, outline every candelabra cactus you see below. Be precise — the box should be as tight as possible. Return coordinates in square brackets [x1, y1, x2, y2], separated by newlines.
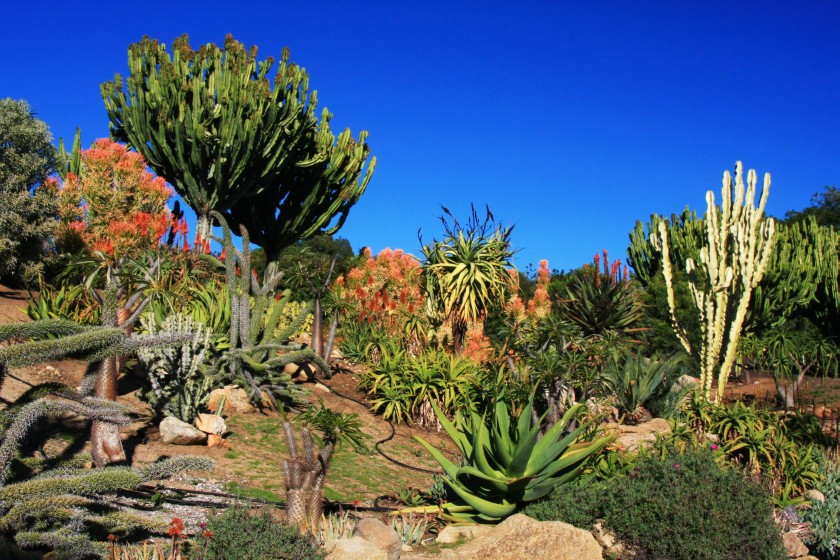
[651, 162, 776, 400]
[207, 212, 330, 408]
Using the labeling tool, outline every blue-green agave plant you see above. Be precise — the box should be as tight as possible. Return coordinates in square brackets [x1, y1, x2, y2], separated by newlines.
[415, 398, 613, 523]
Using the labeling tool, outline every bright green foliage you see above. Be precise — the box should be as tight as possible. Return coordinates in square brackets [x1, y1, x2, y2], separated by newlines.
[748, 217, 839, 334]
[135, 313, 214, 422]
[628, 208, 704, 287]
[297, 398, 369, 453]
[415, 397, 612, 523]
[600, 352, 693, 423]
[102, 34, 375, 260]
[421, 206, 516, 354]
[603, 446, 787, 560]
[677, 399, 824, 505]
[804, 456, 840, 560]
[559, 250, 646, 338]
[360, 347, 479, 426]
[202, 506, 325, 560]
[203, 212, 327, 408]
[0, 98, 58, 285]
[26, 283, 101, 326]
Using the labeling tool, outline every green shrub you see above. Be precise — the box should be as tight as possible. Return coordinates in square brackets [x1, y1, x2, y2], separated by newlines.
[199, 506, 324, 560]
[522, 482, 609, 529]
[603, 446, 786, 560]
[805, 456, 840, 560]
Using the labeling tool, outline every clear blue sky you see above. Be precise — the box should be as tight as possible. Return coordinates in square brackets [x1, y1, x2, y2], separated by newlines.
[3, 1, 838, 272]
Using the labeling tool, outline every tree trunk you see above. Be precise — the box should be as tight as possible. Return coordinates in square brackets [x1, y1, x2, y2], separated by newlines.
[91, 307, 132, 467]
[451, 315, 467, 355]
[775, 369, 806, 410]
[310, 297, 324, 379]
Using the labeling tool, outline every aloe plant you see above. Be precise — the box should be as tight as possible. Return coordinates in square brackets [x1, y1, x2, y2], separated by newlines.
[415, 398, 612, 523]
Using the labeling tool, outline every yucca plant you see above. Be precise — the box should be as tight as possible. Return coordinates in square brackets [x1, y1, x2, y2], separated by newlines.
[414, 397, 612, 523]
[420, 205, 516, 355]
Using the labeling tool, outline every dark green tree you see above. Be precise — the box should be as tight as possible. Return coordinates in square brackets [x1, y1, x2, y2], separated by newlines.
[101, 34, 375, 261]
[784, 186, 840, 229]
[0, 99, 58, 286]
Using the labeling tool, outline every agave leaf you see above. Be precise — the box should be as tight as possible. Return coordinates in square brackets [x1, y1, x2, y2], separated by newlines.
[430, 400, 472, 456]
[442, 478, 517, 520]
[414, 436, 459, 480]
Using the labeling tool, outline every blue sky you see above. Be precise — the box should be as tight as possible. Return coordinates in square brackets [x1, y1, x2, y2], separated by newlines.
[3, 1, 838, 272]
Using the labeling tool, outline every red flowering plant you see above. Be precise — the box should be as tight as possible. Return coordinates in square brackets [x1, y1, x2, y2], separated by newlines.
[50, 139, 174, 260]
[333, 247, 427, 354]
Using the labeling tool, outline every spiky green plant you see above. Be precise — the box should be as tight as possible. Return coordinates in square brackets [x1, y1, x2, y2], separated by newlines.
[600, 352, 692, 423]
[414, 397, 612, 523]
[420, 205, 516, 354]
[135, 313, 214, 423]
[559, 250, 646, 338]
[204, 212, 329, 409]
[0, 318, 211, 559]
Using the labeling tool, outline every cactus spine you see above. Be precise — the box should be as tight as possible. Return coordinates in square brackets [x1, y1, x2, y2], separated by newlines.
[653, 162, 776, 400]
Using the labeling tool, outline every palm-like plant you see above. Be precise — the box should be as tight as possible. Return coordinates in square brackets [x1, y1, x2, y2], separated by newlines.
[421, 206, 515, 354]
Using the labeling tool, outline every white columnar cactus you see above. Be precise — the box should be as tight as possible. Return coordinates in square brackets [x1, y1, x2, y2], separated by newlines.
[654, 162, 776, 400]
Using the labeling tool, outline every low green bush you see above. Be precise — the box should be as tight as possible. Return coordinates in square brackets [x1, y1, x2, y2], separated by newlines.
[198, 506, 324, 560]
[805, 455, 840, 560]
[522, 482, 609, 529]
[603, 446, 786, 560]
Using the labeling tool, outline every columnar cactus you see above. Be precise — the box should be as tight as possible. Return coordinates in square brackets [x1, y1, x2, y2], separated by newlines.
[652, 162, 776, 400]
[281, 423, 330, 533]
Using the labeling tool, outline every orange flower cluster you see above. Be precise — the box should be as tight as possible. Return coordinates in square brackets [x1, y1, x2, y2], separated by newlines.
[590, 249, 628, 287]
[505, 259, 551, 323]
[334, 247, 424, 336]
[50, 139, 173, 258]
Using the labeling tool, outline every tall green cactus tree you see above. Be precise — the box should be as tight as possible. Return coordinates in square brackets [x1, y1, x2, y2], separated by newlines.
[651, 162, 776, 401]
[101, 34, 375, 260]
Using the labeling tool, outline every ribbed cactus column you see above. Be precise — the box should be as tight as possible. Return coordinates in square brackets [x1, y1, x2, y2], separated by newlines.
[281, 423, 331, 533]
[653, 162, 775, 400]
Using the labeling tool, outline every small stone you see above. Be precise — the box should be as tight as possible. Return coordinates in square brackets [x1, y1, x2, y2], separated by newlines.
[195, 413, 226, 435]
[160, 417, 207, 445]
[207, 433, 225, 448]
[435, 524, 495, 544]
[314, 382, 331, 393]
[325, 536, 390, 560]
[354, 518, 401, 560]
[807, 489, 826, 503]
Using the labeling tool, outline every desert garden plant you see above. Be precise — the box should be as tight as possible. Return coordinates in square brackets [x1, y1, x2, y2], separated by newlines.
[804, 453, 840, 560]
[415, 396, 612, 523]
[200, 506, 324, 560]
[602, 445, 787, 560]
[600, 351, 693, 423]
[649, 162, 776, 400]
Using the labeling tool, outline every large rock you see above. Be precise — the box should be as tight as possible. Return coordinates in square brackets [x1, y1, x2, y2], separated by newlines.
[782, 532, 809, 558]
[159, 416, 207, 445]
[195, 413, 227, 435]
[354, 517, 401, 560]
[606, 418, 672, 452]
[325, 536, 391, 560]
[436, 514, 602, 560]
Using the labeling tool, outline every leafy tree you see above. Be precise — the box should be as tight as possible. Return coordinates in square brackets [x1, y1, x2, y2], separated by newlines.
[51, 139, 173, 258]
[0, 98, 58, 286]
[420, 206, 516, 355]
[101, 34, 375, 261]
[784, 185, 840, 229]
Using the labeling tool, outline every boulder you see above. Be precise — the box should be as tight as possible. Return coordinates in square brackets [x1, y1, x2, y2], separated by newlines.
[195, 413, 227, 435]
[325, 536, 391, 560]
[782, 532, 809, 558]
[353, 517, 401, 560]
[160, 417, 207, 445]
[438, 514, 602, 560]
[591, 520, 624, 558]
[606, 418, 672, 452]
[435, 524, 495, 544]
